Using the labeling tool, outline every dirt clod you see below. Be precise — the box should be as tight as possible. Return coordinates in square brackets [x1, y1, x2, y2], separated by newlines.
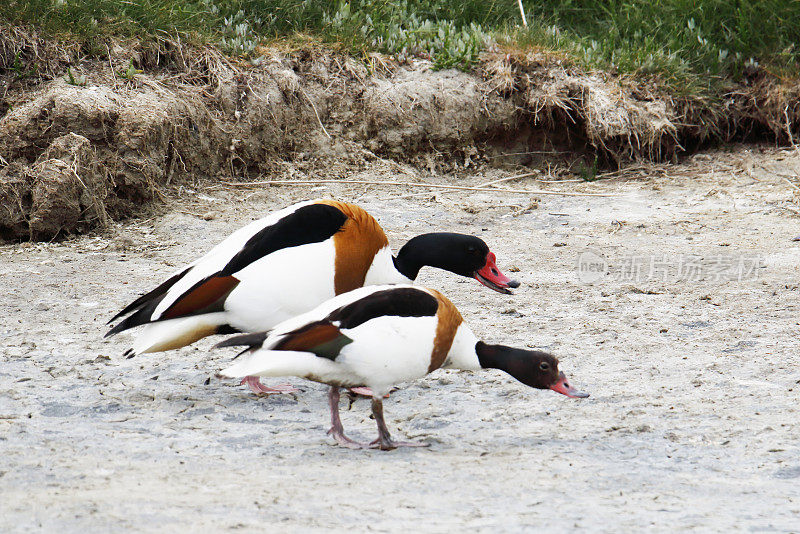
[28, 133, 104, 240]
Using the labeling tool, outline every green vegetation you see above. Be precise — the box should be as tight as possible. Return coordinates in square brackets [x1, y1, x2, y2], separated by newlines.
[64, 66, 86, 85]
[3, 0, 799, 92]
[510, 0, 800, 95]
[117, 60, 143, 80]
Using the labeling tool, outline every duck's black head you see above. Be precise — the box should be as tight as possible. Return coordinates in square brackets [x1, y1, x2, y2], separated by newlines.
[475, 342, 589, 398]
[394, 233, 520, 294]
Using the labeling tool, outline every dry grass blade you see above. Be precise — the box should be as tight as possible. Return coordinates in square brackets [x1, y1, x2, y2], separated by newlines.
[219, 179, 613, 197]
[300, 87, 331, 139]
[475, 172, 539, 188]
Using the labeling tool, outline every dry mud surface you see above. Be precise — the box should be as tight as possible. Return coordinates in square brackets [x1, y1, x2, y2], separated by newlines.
[2, 145, 800, 532]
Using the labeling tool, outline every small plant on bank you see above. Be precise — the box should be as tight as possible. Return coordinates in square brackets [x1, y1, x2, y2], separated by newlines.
[10, 51, 39, 79]
[64, 67, 86, 86]
[218, 8, 262, 57]
[117, 60, 143, 80]
[577, 156, 600, 182]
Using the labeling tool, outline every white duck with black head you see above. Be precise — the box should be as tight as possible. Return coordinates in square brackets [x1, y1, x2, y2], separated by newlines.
[216, 284, 588, 450]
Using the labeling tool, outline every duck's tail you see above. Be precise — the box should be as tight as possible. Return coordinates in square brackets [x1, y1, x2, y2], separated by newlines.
[217, 350, 325, 379]
[122, 313, 230, 357]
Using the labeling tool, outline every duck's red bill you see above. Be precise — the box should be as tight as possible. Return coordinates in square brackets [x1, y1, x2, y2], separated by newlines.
[549, 372, 589, 398]
[474, 252, 520, 294]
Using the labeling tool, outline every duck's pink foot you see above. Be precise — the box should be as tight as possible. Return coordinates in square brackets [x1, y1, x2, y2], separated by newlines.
[240, 376, 300, 395]
[369, 437, 429, 451]
[348, 387, 392, 398]
[327, 427, 367, 449]
[369, 397, 429, 451]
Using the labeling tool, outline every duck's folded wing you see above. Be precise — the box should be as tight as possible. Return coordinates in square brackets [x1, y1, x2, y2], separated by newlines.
[214, 331, 271, 352]
[216, 321, 353, 378]
[217, 320, 354, 360]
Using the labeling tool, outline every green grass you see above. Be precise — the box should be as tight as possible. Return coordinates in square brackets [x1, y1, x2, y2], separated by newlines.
[3, 0, 799, 94]
[512, 0, 800, 95]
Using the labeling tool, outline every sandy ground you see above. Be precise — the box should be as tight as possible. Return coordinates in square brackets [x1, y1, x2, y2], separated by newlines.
[2, 145, 800, 532]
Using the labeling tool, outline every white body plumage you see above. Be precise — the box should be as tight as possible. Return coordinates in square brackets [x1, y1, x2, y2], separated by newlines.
[218, 285, 480, 397]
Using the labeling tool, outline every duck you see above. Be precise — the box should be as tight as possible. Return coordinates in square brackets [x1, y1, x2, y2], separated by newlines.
[105, 199, 520, 394]
[216, 284, 588, 450]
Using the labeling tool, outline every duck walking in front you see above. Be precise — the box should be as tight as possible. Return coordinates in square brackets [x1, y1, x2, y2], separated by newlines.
[216, 284, 588, 450]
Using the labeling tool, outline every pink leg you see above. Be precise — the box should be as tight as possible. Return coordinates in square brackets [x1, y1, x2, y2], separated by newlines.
[369, 397, 429, 450]
[240, 376, 301, 395]
[327, 386, 367, 449]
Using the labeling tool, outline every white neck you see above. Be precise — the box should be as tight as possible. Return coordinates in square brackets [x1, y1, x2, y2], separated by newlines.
[363, 246, 414, 286]
[441, 324, 481, 370]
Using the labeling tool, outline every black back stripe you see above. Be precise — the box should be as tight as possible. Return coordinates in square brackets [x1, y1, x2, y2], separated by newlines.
[220, 203, 348, 276]
[327, 287, 439, 329]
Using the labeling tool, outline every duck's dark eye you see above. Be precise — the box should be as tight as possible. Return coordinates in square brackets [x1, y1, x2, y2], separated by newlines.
[466, 246, 478, 255]
[539, 362, 550, 371]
